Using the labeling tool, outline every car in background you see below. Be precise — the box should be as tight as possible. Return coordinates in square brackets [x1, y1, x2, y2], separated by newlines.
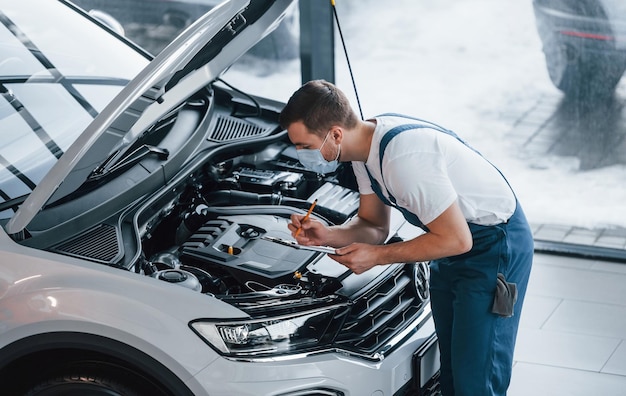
[71, 0, 299, 59]
[0, 1, 439, 395]
[533, 0, 626, 100]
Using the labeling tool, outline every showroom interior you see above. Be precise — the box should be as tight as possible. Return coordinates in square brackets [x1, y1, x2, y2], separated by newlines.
[1, 1, 626, 395]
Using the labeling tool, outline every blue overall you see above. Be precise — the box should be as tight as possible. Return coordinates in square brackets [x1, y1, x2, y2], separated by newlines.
[365, 114, 533, 396]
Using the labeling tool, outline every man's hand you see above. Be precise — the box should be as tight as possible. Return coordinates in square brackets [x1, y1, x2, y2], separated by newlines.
[332, 243, 380, 274]
[288, 214, 328, 245]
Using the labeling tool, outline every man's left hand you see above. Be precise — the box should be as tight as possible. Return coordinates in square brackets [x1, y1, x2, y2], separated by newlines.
[331, 243, 380, 274]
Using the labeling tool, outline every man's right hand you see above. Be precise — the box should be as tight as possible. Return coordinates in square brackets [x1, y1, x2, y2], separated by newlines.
[288, 214, 327, 245]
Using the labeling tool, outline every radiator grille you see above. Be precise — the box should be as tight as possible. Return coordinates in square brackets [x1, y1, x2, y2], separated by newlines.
[208, 115, 269, 141]
[335, 265, 428, 354]
[52, 224, 122, 263]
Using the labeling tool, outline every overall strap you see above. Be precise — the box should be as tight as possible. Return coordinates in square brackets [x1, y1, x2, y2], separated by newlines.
[366, 114, 516, 232]
[381, 114, 515, 197]
[365, 122, 435, 232]
[377, 113, 470, 147]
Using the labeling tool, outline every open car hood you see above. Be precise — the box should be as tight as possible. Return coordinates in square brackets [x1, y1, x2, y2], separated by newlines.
[5, 0, 295, 236]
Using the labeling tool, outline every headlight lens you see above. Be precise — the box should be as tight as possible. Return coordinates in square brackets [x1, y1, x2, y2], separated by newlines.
[191, 308, 340, 357]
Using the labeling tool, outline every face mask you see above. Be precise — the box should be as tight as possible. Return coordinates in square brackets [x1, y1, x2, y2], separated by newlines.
[297, 131, 341, 174]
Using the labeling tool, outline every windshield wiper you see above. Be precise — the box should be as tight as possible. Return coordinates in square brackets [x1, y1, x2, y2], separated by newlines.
[89, 144, 169, 181]
[0, 194, 28, 213]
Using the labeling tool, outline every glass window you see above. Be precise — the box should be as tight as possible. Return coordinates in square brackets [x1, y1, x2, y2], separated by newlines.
[3, 1, 147, 80]
[0, 1, 149, 217]
[325, 0, 626, 245]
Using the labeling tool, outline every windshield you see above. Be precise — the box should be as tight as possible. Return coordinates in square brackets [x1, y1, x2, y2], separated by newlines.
[0, 0, 148, 218]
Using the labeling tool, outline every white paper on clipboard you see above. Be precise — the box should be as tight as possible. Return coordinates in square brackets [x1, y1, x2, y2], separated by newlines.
[261, 236, 337, 254]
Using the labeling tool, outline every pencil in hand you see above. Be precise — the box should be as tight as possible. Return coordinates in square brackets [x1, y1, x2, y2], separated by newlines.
[295, 199, 317, 237]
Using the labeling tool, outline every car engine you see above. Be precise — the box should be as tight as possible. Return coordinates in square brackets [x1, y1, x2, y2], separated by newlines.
[137, 137, 367, 308]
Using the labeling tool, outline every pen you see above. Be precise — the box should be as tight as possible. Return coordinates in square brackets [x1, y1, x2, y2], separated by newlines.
[295, 199, 317, 237]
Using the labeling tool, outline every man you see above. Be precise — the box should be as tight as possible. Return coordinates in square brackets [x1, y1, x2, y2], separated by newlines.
[279, 79, 534, 396]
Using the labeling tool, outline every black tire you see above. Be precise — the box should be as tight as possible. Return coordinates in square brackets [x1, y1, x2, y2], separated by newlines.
[25, 375, 140, 396]
[24, 362, 153, 396]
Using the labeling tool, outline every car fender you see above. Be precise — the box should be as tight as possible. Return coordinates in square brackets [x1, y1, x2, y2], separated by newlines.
[0, 230, 247, 386]
[0, 289, 218, 374]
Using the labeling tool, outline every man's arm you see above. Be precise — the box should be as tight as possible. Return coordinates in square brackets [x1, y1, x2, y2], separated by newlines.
[333, 200, 472, 274]
[327, 193, 391, 246]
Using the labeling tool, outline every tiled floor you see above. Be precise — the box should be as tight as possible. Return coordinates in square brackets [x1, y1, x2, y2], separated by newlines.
[508, 251, 626, 395]
[504, 87, 626, 394]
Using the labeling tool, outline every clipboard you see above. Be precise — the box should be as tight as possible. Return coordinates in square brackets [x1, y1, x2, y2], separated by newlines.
[261, 236, 337, 254]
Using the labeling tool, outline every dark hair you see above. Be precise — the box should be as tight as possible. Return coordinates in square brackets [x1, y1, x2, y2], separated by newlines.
[279, 80, 358, 137]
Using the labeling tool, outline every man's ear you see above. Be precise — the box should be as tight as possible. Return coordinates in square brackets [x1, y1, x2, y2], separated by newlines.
[330, 127, 343, 143]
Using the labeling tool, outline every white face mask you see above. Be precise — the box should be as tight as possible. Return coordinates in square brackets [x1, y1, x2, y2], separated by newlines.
[296, 131, 341, 174]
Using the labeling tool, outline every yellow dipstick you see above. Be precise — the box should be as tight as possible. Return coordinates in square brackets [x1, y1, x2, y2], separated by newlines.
[227, 246, 234, 255]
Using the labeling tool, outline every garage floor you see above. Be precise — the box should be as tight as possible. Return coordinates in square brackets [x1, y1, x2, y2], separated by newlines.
[507, 90, 626, 395]
[508, 251, 626, 395]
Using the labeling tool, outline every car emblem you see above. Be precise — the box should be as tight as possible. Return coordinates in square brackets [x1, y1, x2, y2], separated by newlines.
[412, 261, 430, 301]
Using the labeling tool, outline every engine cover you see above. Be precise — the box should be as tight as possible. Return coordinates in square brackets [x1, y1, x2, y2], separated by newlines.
[180, 214, 319, 285]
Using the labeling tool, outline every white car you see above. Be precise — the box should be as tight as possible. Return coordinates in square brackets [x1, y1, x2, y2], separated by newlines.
[0, 1, 439, 395]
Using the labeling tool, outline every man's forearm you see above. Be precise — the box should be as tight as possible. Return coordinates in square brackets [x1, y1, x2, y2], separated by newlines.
[326, 216, 389, 247]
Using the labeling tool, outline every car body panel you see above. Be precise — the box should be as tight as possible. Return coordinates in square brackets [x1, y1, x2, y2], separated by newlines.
[0, 227, 249, 394]
[603, 1, 626, 48]
[533, 0, 626, 98]
[534, 0, 626, 47]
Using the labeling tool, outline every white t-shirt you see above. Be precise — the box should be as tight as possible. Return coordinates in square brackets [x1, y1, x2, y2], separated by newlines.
[352, 115, 516, 226]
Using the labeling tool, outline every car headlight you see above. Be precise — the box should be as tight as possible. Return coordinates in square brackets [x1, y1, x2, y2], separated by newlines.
[190, 308, 343, 357]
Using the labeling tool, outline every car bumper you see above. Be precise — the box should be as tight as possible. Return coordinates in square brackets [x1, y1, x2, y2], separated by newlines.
[534, 4, 626, 50]
[189, 307, 438, 396]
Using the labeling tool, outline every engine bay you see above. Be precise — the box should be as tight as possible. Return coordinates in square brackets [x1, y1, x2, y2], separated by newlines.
[135, 135, 364, 311]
